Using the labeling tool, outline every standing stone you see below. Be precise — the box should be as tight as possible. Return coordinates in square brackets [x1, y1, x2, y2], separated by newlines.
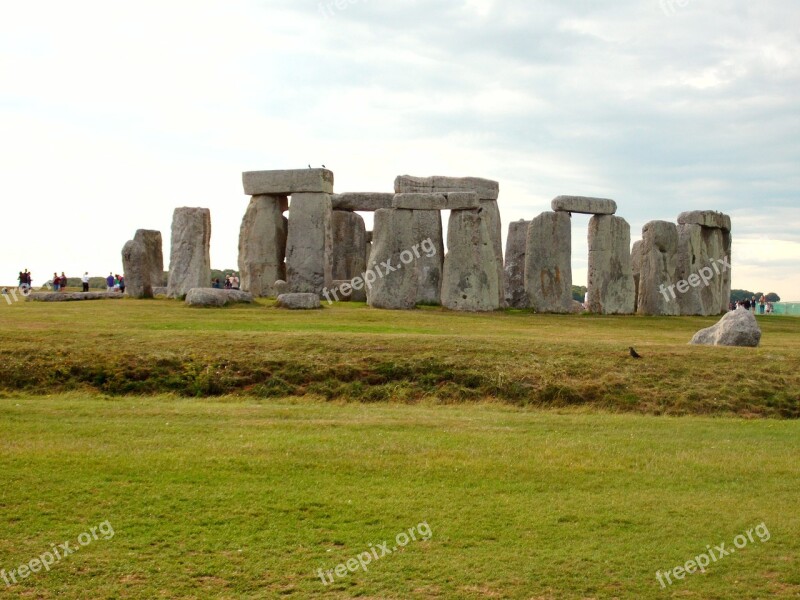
[122, 239, 153, 298]
[413, 210, 444, 305]
[238, 195, 288, 297]
[504, 220, 530, 308]
[441, 210, 500, 312]
[480, 199, 504, 307]
[133, 229, 164, 287]
[367, 209, 418, 310]
[524, 212, 572, 313]
[631, 240, 643, 314]
[365, 231, 373, 270]
[637, 221, 679, 316]
[587, 215, 635, 314]
[331, 211, 367, 302]
[676, 223, 729, 315]
[285, 193, 333, 296]
[167, 207, 211, 299]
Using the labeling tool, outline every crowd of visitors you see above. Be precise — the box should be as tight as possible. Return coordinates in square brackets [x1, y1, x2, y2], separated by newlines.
[212, 274, 240, 290]
[731, 295, 773, 314]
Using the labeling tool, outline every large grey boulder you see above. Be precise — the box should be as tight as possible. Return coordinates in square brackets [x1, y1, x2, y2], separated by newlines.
[480, 199, 504, 307]
[587, 215, 635, 314]
[331, 192, 393, 212]
[504, 220, 530, 308]
[690, 309, 761, 347]
[27, 292, 123, 302]
[552, 196, 617, 215]
[677, 222, 730, 316]
[238, 195, 288, 297]
[185, 288, 253, 307]
[122, 239, 153, 299]
[167, 207, 212, 299]
[394, 175, 499, 200]
[276, 293, 322, 310]
[637, 220, 680, 316]
[242, 169, 333, 195]
[133, 229, 165, 287]
[367, 209, 418, 310]
[525, 211, 573, 313]
[441, 209, 500, 312]
[413, 210, 444, 305]
[285, 193, 333, 296]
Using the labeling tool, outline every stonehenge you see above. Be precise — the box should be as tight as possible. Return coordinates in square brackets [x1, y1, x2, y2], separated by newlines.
[167, 207, 212, 299]
[238, 195, 287, 297]
[636, 221, 679, 316]
[331, 211, 367, 302]
[285, 193, 333, 296]
[504, 220, 530, 308]
[121, 239, 152, 299]
[133, 229, 165, 288]
[586, 215, 635, 315]
[524, 211, 573, 313]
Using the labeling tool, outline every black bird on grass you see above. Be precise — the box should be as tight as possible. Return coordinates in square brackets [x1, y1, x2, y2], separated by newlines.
[629, 347, 642, 359]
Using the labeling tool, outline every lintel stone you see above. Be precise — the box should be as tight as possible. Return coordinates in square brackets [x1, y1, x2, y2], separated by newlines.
[552, 196, 617, 215]
[242, 169, 334, 195]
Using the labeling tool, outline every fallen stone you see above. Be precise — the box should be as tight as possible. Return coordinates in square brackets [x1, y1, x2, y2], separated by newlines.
[392, 193, 447, 210]
[637, 221, 679, 316]
[122, 239, 153, 299]
[504, 220, 530, 308]
[331, 193, 394, 212]
[185, 288, 253, 307]
[587, 215, 635, 314]
[552, 196, 617, 215]
[413, 210, 444, 305]
[276, 293, 322, 310]
[242, 169, 334, 195]
[690, 309, 761, 347]
[27, 292, 124, 302]
[525, 211, 573, 313]
[441, 209, 500, 312]
[367, 209, 418, 310]
[394, 175, 499, 200]
[678, 210, 731, 232]
[285, 193, 333, 295]
[238, 195, 288, 297]
[133, 229, 165, 288]
[167, 207, 212, 299]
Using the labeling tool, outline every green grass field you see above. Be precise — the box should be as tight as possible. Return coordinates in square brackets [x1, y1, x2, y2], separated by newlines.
[0, 298, 798, 598]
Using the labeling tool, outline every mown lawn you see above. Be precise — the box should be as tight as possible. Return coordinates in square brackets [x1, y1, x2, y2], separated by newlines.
[0, 396, 798, 599]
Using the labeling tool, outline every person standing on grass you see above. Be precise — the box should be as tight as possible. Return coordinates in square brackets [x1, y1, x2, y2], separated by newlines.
[759, 295, 766, 315]
[118, 274, 125, 294]
[106, 272, 115, 291]
[52, 272, 60, 292]
[60, 272, 67, 291]
[232, 274, 240, 290]
[82, 272, 90, 293]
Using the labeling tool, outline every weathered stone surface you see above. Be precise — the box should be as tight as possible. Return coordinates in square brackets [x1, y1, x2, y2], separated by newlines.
[394, 175, 499, 200]
[690, 309, 761, 347]
[152, 286, 167, 296]
[367, 209, 418, 310]
[285, 193, 333, 295]
[392, 193, 447, 210]
[122, 239, 153, 299]
[273, 280, 289, 296]
[571, 300, 585, 314]
[444, 192, 480, 210]
[552, 196, 617, 215]
[637, 221, 679, 316]
[504, 220, 530, 308]
[413, 210, 444, 305]
[238, 195, 288, 297]
[167, 207, 212, 299]
[331, 193, 393, 212]
[331, 211, 367, 281]
[587, 215, 635, 314]
[185, 288, 253, 307]
[276, 293, 322, 310]
[678, 210, 731, 232]
[525, 211, 572, 313]
[677, 223, 729, 316]
[480, 199, 504, 307]
[326, 279, 360, 302]
[27, 292, 124, 302]
[242, 169, 334, 196]
[631, 239, 643, 314]
[133, 229, 165, 287]
[441, 210, 500, 312]
[365, 231, 373, 243]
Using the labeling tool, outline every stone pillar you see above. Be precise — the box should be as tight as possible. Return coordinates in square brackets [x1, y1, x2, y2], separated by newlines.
[133, 229, 164, 288]
[331, 211, 367, 281]
[412, 210, 444, 305]
[365, 231, 373, 271]
[524, 211, 572, 313]
[122, 239, 153, 298]
[441, 209, 500, 312]
[285, 193, 333, 296]
[587, 215, 635, 315]
[480, 199, 504, 307]
[677, 225, 729, 315]
[167, 207, 211, 299]
[504, 220, 530, 308]
[631, 240, 643, 314]
[637, 220, 679, 315]
[366, 209, 418, 309]
[238, 195, 288, 297]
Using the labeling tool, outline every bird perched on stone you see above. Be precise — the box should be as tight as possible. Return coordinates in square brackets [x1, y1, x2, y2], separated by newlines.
[322, 164, 326, 168]
[308, 164, 311, 168]
[629, 347, 642, 359]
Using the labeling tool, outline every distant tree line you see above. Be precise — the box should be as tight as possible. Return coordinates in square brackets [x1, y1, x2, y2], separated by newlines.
[730, 289, 780, 302]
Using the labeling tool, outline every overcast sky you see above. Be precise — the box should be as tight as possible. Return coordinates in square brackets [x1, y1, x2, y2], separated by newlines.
[1, 0, 798, 299]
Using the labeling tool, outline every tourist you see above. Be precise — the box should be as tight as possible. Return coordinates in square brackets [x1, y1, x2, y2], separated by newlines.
[82, 272, 90, 293]
[232, 275, 240, 290]
[751, 296, 757, 313]
[759, 295, 766, 315]
[212, 278, 221, 289]
[743, 298, 751, 311]
[224, 276, 232, 289]
[766, 301, 774, 314]
[52, 272, 60, 292]
[118, 274, 125, 294]
[60, 272, 67, 291]
[106, 272, 115, 291]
